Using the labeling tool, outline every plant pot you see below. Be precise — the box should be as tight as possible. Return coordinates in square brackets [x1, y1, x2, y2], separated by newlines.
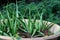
[0, 19, 60, 40]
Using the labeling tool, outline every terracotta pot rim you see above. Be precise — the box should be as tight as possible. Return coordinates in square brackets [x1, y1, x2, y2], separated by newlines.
[0, 33, 60, 40]
[0, 29, 60, 40]
[22, 33, 60, 39]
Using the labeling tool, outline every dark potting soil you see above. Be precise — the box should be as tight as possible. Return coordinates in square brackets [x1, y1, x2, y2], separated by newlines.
[18, 29, 53, 38]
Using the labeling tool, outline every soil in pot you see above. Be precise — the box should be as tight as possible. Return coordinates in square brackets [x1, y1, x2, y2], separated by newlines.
[18, 28, 53, 38]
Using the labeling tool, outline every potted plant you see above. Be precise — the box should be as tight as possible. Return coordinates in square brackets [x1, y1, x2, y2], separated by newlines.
[0, 1, 60, 40]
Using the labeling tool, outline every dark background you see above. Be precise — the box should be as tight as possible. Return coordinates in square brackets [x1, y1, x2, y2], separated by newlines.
[0, 0, 41, 5]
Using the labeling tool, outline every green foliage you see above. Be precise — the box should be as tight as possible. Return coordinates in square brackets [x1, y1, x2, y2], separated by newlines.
[0, 3, 19, 38]
[0, 0, 60, 38]
[18, 8, 54, 37]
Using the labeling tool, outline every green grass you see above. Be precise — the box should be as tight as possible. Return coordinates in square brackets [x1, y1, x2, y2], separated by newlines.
[0, 1, 19, 38]
[0, 0, 59, 38]
[18, 8, 54, 37]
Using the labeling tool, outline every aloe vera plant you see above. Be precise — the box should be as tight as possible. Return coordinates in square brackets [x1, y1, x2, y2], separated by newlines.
[18, 8, 54, 37]
[0, 1, 19, 38]
[0, 1, 54, 39]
